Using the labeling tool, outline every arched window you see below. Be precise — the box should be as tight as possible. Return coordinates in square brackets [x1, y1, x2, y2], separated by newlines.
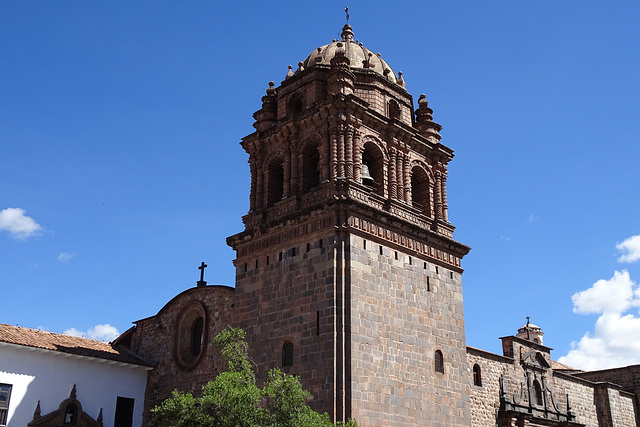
[190, 317, 204, 357]
[532, 379, 543, 406]
[282, 342, 294, 367]
[362, 142, 384, 197]
[411, 166, 430, 215]
[64, 403, 77, 425]
[434, 350, 444, 373]
[266, 159, 284, 207]
[388, 99, 400, 120]
[473, 364, 482, 386]
[287, 93, 303, 115]
[301, 143, 320, 192]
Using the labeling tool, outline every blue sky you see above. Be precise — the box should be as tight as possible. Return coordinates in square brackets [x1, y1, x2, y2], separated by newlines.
[2, 1, 639, 370]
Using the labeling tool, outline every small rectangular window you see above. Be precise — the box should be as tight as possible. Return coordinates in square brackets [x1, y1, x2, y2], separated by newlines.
[114, 396, 135, 427]
[450, 272, 454, 279]
[435, 266, 439, 274]
[423, 262, 427, 269]
[266, 256, 270, 265]
[0, 383, 12, 427]
[363, 239, 367, 250]
[409, 256, 412, 265]
[394, 251, 398, 260]
[279, 252, 283, 261]
[243, 263, 247, 273]
[255, 259, 258, 269]
[316, 311, 320, 336]
[319, 239, 323, 248]
[288, 247, 297, 257]
[379, 245, 383, 255]
[306, 242, 311, 252]
[427, 276, 431, 292]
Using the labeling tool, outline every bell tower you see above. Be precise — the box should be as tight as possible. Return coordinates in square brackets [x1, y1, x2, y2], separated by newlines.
[227, 24, 471, 426]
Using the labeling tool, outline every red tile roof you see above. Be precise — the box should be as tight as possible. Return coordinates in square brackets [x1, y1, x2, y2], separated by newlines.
[0, 323, 152, 367]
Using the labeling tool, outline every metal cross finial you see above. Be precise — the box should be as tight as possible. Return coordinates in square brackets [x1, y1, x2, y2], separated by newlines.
[345, 6, 350, 23]
[526, 316, 530, 325]
[197, 262, 207, 287]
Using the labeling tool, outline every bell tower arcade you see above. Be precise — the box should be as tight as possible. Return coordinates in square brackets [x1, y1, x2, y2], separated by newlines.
[227, 24, 471, 426]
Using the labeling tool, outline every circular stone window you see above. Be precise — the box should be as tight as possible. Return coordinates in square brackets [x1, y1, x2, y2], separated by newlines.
[175, 301, 207, 370]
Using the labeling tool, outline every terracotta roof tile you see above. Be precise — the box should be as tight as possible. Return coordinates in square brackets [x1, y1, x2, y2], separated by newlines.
[0, 323, 152, 367]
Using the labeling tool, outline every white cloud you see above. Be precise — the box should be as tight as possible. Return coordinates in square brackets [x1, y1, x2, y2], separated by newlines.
[0, 207, 42, 239]
[526, 214, 537, 223]
[63, 324, 120, 342]
[559, 270, 640, 370]
[617, 234, 640, 263]
[58, 252, 76, 262]
[571, 270, 637, 315]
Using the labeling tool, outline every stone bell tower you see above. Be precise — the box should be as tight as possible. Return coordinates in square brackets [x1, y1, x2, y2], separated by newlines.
[227, 23, 471, 426]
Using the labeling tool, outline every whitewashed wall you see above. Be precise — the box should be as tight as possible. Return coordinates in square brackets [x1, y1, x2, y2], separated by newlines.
[0, 342, 149, 427]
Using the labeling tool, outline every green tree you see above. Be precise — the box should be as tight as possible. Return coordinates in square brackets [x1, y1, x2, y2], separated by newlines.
[151, 328, 357, 427]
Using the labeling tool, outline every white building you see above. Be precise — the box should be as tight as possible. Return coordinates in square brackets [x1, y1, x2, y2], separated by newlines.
[0, 324, 151, 427]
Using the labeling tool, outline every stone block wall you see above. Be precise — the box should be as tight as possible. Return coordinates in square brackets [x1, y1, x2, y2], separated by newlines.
[232, 214, 340, 418]
[349, 234, 469, 427]
[127, 285, 234, 424]
[467, 347, 513, 426]
[553, 373, 599, 426]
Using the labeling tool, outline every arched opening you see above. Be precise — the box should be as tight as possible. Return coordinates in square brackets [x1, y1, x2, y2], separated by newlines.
[434, 350, 444, 374]
[266, 159, 284, 207]
[411, 166, 430, 215]
[388, 99, 400, 120]
[532, 379, 543, 406]
[473, 364, 482, 386]
[362, 142, 384, 197]
[282, 342, 294, 367]
[287, 93, 303, 115]
[301, 142, 320, 193]
[63, 403, 77, 425]
[190, 316, 204, 357]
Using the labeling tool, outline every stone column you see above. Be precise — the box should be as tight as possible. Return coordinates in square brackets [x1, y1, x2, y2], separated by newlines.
[389, 148, 397, 199]
[403, 153, 411, 203]
[396, 153, 404, 202]
[330, 119, 338, 180]
[434, 170, 442, 220]
[283, 148, 291, 198]
[337, 124, 345, 178]
[353, 130, 362, 182]
[441, 170, 448, 222]
[249, 159, 257, 211]
[345, 125, 353, 179]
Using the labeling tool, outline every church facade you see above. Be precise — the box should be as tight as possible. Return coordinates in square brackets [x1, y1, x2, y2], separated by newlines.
[114, 23, 639, 427]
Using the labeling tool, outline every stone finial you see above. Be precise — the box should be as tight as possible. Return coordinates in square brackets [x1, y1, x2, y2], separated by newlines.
[70, 384, 77, 400]
[415, 94, 442, 141]
[328, 45, 354, 96]
[33, 401, 41, 420]
[341, 23, 354, 42]
[396, 71, 406, 88]
[253, 81, 278, 132]
[285, 65, 294, 79]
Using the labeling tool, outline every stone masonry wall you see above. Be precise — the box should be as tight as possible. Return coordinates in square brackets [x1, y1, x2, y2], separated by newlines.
[467, 347, 513, 426]
[349, 234, 469, 427]
[232, 215, 340, 418]
[553, 373, 599, 426]
[129, 285, 234, 424]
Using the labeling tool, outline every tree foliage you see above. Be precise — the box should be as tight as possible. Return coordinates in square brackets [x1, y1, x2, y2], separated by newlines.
[151, 328, 357, 427]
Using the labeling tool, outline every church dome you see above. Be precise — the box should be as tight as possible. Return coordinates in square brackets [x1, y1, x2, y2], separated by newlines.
[298, 24, 398, 83]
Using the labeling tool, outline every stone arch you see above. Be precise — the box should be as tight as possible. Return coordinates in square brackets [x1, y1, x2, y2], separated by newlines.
[473, 364, 482, 386]
[434, 349, 444, 373]
[282, 341, 294, 367]
[299, 137, 321, 193]
[287, 92, 304, 115]
[175, 300, 208, 370]
[360, 137, 387, 197]
[410, 163, 432, 216]
[263, 154, 285, 208]
[388, 98, 401, 120]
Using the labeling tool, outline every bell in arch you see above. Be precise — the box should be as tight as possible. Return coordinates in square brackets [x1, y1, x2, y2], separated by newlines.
[361, 162, 375, 187]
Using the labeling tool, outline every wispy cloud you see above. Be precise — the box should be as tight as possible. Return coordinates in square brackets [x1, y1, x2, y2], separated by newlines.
[617, 234, 640, 264]
[559, 270, 640, 370]
[526, 214, 537, 223]
[0, 207, 42, 239]
[58, 252, 76, 262]
[63, 324, 120, 342]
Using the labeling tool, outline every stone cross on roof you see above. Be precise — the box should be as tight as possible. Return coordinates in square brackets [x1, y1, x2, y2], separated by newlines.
[197, 262, 207, 287]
